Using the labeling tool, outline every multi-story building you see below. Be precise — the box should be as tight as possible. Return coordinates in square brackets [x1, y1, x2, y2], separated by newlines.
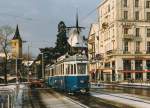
[93, 0, 150, 82]
[88, 23, 103, 81]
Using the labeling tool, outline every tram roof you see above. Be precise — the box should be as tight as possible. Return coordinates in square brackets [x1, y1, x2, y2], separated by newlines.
[57, 54, 88, 63]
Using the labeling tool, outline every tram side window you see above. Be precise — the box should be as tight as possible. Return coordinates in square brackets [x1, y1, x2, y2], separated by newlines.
[66, 65, 68, 74]
[61, 64, 62, 75]
[74, 64, 76, 74]
[77, 63, 86, 74]
[71, 64, 73, 74]
[52, 69, 54, 76]
[60, 65, 61, 75]
[147, 73, 150, 79]
[56, 66, 58, 75]
[62, 64, 64, 75]
[67, 64, 70, 75]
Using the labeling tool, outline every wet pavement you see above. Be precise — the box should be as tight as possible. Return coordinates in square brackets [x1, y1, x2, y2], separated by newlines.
[90, 85, 150, 108]
[16, 84, 150, 108]
[96, 85, 150, 100]
[22, 87, 129, 108]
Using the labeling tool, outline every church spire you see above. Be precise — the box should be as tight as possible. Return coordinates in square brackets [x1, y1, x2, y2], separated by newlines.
[76, 9, 80, 34]
[12, 24, 22, 41]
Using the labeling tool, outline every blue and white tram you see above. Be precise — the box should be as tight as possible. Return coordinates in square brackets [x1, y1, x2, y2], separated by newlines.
[46, 54, 89, 93]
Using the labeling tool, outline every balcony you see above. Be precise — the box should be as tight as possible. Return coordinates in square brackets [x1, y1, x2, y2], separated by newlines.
[88, 36, 95, 44]
[134, 36, 142, 41]
[135, 51, 142, 54]
[123, 67, 131, 71]
[123, 51, 131, 54]
[135, 67, 143, 71]
[123, 34, 134, 40]
[88, 49, 95, 54]
[146, 51, 150, 54]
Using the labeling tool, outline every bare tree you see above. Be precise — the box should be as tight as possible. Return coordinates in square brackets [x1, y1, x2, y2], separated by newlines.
[0, 25, 14, 84]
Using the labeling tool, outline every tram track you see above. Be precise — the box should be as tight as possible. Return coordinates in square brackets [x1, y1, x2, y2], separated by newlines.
[23, 87, 136, 108]
[43, 88, 132, 108]
[65, 92, 126, 108]
[22, 88, 47, 108]
[34, 88, 89, 108]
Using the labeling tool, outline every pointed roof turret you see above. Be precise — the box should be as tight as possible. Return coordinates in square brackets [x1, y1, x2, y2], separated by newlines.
[12, 24, 22, 41]
[76, 11, 80, 34]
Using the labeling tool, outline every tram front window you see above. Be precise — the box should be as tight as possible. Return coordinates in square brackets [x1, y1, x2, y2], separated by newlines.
[77, 63, 86, 74]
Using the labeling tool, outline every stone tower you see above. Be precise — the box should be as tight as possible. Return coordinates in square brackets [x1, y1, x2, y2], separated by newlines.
[11, 25, 22, 59]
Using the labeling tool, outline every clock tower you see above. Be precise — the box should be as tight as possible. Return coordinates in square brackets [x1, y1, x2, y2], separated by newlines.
[11, 25, 22, 59]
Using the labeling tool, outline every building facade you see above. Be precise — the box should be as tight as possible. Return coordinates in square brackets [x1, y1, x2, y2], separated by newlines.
[91, 0, 150, 82]
[88, 23, 102, 81]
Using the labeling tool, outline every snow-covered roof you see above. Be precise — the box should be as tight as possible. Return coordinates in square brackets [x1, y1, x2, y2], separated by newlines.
[22, 60, 33, 66]
[67, 28, 87, 48]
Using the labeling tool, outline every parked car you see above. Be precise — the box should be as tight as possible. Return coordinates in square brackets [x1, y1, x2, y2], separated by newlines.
[30, 79, 44, 88]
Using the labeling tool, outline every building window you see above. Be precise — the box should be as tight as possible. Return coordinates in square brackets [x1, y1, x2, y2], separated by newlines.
[135, 11, 139, 20]
[135, 28, 140, 37]
[124, 11, 128, 20]
[124, 41, 128, 52]
[147, 41, 150, 53]
[146, 12, 150, 20]
[124, 28, 128, 34]
[147, 28, 150, 37]
[123, 60, 131, 70]
[135, 0, 139, 7]
[146, 1, 150, 8]
[147, 73, 150, 79]
[135, 60, 143, 70]
[108, 4, 110, 12]
[124, 0, 128, 7]
[124, 73, 131, 80]
[135, 41, 140, 52]
[146, 60, 150, 70]
[135, 73, 143, 80]
[14, 42, 16, 46]
[105, 62, 110, 68]
[112, 61, 115, 69]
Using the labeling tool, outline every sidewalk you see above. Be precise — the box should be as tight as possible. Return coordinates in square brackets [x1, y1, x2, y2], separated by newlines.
[90, 82, 150, 89]
[91, 92, 150, 108]
[118, 82, 150, 89]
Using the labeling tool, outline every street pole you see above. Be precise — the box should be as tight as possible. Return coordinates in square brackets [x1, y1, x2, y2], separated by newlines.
[16, 57, 18, 84]
[41, 53, 44, 80]
[27, 44, 30, 82]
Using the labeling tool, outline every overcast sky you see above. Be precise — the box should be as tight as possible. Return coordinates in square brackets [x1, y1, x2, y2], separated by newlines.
[0, 0, 101, 57]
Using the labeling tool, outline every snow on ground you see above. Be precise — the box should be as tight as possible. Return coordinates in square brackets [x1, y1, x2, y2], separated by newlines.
[118, 82, 150, 89]
[0, 85, 16, 91]
[120, 82, 150, 86]
[91, 92, 150, 108]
